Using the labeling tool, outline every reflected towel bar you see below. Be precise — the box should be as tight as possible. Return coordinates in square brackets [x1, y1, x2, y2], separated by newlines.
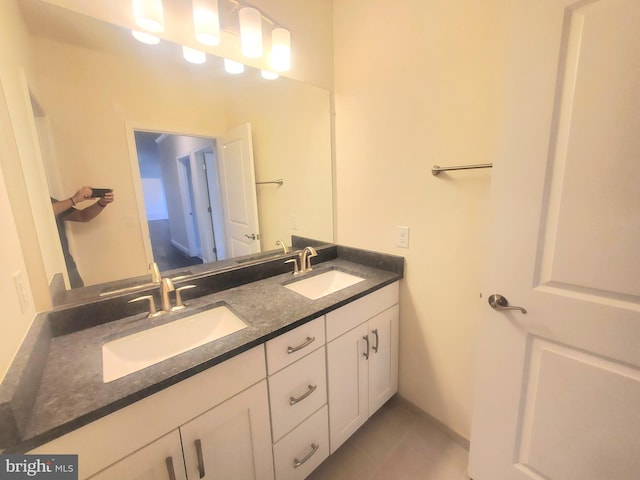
[256, 179, 284, 186]
[431, 163, 493, 176]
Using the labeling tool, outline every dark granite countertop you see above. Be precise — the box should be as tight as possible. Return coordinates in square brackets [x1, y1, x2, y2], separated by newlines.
[0, 247, 403, 453]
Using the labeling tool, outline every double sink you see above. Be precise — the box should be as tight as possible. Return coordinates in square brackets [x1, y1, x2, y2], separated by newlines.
[102, 269, 364, 382]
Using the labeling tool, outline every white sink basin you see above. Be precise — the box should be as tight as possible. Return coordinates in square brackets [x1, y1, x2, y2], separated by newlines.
[102, 306, 247, 382]
[285, 270, 365, 300]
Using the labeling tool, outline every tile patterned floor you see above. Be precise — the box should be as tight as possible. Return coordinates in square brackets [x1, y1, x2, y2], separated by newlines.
[307, 396, 470, 480]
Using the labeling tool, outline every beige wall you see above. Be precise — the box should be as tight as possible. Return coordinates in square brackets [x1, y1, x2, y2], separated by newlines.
[29, 36, 230, 284]
[0, 0, 39, 380]
[333, 0, 504, 439]
[225, 80, 333, 248]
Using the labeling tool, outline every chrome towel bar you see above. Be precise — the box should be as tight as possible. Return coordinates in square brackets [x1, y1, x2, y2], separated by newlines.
[431, 163, 493, 176]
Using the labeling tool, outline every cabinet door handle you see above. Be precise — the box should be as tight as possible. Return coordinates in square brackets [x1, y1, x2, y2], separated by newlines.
[289, 384, 317, 405]
[287, 336, 315, 354]
[165, 456, 177, 480]
[372, 329, 379, 353]
[194, 439, 205, 479]
[362, 335, 370, 360]
[293, 443, 320, 469]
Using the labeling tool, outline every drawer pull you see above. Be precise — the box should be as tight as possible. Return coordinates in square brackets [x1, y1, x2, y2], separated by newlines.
[165, 456, 177, 480]
[362, 335, 370, 359]
[194, 438, 205, 478]
[372, 328, 379, 353]
[293, 443, 320, 469]
[287, 336, 315, 354]
[289, 384, 317, 405]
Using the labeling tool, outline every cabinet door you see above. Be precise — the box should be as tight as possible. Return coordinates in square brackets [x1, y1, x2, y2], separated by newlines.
[88, 430, 186, 480]
[327, 323, 369, 453]
[181, 380, 274, 480]
[368, 305, 399, 415]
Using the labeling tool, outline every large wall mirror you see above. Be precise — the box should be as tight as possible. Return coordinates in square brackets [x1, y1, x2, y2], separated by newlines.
[16, 0, 334, 302]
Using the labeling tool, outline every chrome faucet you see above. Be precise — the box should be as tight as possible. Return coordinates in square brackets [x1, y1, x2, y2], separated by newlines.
[300, 246, 318, 273]
[130, 270, 196, 316]
[160, 278, 175, 312]
[285, 246, 317, 275]
[275, 239, 289, 254]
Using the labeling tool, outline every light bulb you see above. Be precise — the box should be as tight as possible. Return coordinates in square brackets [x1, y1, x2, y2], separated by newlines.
[261, 70, 279, 80]
[132, 0, 164, 33]
[224, 59, 245, 74]
[239, 7, 263, 58]
[271, 27, 291, 72]
[131, 30, 160, 45]
[183, 46, 206, 64]
[193, 0, 220, 46]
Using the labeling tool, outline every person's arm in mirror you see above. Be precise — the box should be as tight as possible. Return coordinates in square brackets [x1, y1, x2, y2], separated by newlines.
[52, 186, 114, 221]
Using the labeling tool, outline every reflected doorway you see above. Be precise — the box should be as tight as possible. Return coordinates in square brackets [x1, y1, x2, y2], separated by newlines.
[134, 131, 220, 271]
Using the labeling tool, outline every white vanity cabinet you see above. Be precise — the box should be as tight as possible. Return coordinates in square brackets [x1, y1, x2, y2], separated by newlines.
[326, 282, 399, 453]
[266, 317, 329, 480]
[32, 346, 274, 480]
[89, 381, 273, 480]
[28, 280, 401, 480]
[88, 430, 186, 480]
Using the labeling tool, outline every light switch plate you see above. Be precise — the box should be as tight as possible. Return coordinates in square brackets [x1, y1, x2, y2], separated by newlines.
[13, 270, 29, 313]
[397, 226, 410, 248]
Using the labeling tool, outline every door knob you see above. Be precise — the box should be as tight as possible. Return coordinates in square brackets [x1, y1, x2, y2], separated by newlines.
[488, 294, 527, 314]
[244, 233, 260, 240]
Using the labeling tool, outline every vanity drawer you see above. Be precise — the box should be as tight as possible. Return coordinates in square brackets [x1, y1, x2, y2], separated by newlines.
[273, 405, 329, 480]
[326, 282, 399, 341]
[266, 316, 325, 374]
[269, 346, 327, 442]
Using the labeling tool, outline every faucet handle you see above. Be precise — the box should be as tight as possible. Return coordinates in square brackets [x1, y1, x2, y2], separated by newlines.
[128, 295, 160, 318]
[173, 285, 197, 310]
[285, 258, 300, 275]
[149, 262, 161, 283]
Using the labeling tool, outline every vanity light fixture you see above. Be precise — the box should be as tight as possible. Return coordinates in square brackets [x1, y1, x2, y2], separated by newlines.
[270, 27, 291, 72]
[131, 30, 160, 45]
[224, 58, 245, 74]
[193, 0, 221, 46]
[238, 7, 263, 58]
[183, 46, 207, 64]
[132, 0, 164, 33]
[261, 70, 279, 80]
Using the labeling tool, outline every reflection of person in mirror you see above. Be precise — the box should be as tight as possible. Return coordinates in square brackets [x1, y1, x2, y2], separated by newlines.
[51, 186, 114, 288]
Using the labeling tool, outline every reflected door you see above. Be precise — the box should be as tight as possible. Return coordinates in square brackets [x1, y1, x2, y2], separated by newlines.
[469, 1, 640, 479]
[215, 123, 261, 258]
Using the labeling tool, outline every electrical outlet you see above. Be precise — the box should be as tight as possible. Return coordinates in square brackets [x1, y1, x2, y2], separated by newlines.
[397, 226, 410, 248]
[126, 215, 137, 227]
[290, 214, 298, 231]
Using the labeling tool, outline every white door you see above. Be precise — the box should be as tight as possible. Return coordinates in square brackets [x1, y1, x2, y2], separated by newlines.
[190, 149, 217, 263]
[176, 155, 200, 257]
[215, 123, 261, 258]
[469, 1, 640, 480]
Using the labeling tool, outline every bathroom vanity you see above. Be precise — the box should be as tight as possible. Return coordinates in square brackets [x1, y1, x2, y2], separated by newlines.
[0, 243, 403, 479]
